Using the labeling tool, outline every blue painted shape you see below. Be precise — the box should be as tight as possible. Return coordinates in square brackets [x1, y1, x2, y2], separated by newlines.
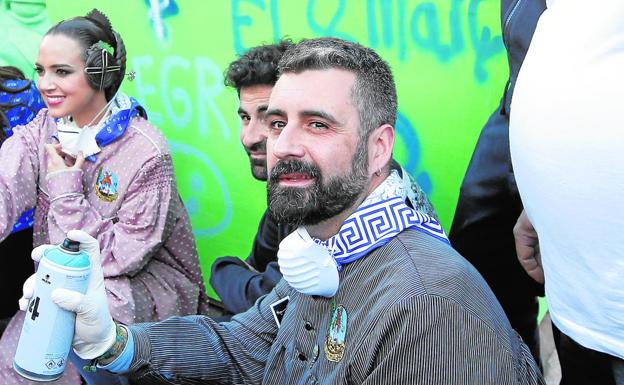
[184, 172, 205, 216]
[468, 0, 504, 82]
[410, 2, 453, 62]
[395, 111, 432, 194]
[168, 141, 233, 237]
[232, 0, 266, 54]
[398, 0, 407, 60]
[449, 0, 466, 55]
[307, 0, 355, 41]
[416, 171, 432, 194]
[144, 0, 179, 42]
[380, 0, 394, 47]
[366, 0, 379, 48]
[270, 0, 281, 43]
[366, 0, 397, 49]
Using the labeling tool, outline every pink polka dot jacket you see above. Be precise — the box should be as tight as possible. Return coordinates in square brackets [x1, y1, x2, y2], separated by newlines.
[0, 109, 210, 384]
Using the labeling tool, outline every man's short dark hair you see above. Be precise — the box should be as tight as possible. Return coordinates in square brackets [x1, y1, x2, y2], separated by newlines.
[277, 37, 397, 140]
[224, 39, 294, 92]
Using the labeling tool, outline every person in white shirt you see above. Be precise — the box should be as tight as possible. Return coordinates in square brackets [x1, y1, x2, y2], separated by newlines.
[510, 0, 624, 383]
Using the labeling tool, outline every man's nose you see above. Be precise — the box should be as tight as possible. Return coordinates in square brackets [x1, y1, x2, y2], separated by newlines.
[242, 118, 268, 149]
[270, 124, 305, 160]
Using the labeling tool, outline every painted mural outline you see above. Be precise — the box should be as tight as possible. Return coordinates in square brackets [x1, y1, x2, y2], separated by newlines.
[35, 1, 507, 244]
[169, 141, 233, 237]
[145, 0, 179, 42]
[232, 0, 504, 81]
[131, 55, 231, 139]
[395, 111, 432, 194]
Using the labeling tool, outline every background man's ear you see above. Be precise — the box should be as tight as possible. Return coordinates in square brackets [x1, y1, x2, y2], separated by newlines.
[368, 124, 394, 174]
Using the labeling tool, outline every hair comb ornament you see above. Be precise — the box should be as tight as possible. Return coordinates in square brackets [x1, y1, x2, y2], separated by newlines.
[85, 40, 121, 89]
[94, 40, 114, 56]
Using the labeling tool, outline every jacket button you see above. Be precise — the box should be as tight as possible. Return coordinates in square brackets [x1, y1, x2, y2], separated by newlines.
[304, 321, 313, 331]
[298, 352, 307, 361]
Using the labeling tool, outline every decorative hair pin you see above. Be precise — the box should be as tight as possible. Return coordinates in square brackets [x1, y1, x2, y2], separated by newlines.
[85, 49, 120, 89]
[126, 71, 136, 81]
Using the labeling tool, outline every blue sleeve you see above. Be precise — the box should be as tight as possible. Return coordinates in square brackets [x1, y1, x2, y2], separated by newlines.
[100, 326, 135, 373]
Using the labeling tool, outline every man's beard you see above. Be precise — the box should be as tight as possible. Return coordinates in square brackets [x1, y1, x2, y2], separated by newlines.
[250, 158, 267, 181]
[267, 141, 369, 226]
[246, 140, 268, 181]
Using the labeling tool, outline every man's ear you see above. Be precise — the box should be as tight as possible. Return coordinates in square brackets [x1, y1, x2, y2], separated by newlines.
[368, 124, 394, 175]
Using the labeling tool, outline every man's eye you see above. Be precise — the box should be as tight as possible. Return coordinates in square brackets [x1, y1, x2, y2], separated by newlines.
[270, 120, 286, 129]
[310, 121, 328, 130]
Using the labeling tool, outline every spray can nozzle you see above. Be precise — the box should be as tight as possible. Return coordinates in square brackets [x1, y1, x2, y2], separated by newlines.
[60, 238, 80, 253]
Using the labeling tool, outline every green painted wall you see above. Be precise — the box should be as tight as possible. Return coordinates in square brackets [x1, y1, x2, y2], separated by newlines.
[0, 0, 49, 76]
[7, 0, 509, 299]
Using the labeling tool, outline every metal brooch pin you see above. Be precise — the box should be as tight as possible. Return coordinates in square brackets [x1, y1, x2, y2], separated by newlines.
[324, 303, 348, 362]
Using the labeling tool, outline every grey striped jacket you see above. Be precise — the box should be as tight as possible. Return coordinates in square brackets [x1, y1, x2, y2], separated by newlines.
[126, 229, 544, 384]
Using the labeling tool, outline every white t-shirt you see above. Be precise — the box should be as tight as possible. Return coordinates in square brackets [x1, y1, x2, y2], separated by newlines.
[510, 0, 624, 359]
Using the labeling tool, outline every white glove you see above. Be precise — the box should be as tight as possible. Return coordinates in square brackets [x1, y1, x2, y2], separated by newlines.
[19, 230, 116, 360]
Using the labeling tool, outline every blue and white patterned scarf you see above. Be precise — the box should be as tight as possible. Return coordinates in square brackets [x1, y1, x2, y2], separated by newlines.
[314, 170, 449, 269]
[93, 93, 146, 150]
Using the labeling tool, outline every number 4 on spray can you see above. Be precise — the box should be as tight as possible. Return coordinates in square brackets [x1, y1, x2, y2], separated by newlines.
[14, 238, 90, 382]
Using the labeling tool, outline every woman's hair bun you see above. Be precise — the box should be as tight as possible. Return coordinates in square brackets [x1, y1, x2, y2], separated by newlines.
[86, 9, 113, 36]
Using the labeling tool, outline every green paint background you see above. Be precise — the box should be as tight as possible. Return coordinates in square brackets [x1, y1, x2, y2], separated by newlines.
[11, 0, 511, 301]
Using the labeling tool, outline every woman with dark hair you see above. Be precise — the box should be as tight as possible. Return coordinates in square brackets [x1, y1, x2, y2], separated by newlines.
[0, 66, 45, 337]
[0, 9, 209, 385]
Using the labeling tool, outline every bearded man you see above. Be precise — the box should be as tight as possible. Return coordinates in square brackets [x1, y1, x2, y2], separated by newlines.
[22, 37, 544, 384]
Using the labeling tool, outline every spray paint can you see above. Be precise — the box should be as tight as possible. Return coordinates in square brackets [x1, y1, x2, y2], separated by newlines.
[13, 238, 90, 382]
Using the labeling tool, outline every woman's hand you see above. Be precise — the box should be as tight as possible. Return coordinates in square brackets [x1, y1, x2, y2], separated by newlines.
[45, 143, 85, 173]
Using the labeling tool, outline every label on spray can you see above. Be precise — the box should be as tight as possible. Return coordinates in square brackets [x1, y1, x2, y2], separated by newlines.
[14, 239, 90, 382]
